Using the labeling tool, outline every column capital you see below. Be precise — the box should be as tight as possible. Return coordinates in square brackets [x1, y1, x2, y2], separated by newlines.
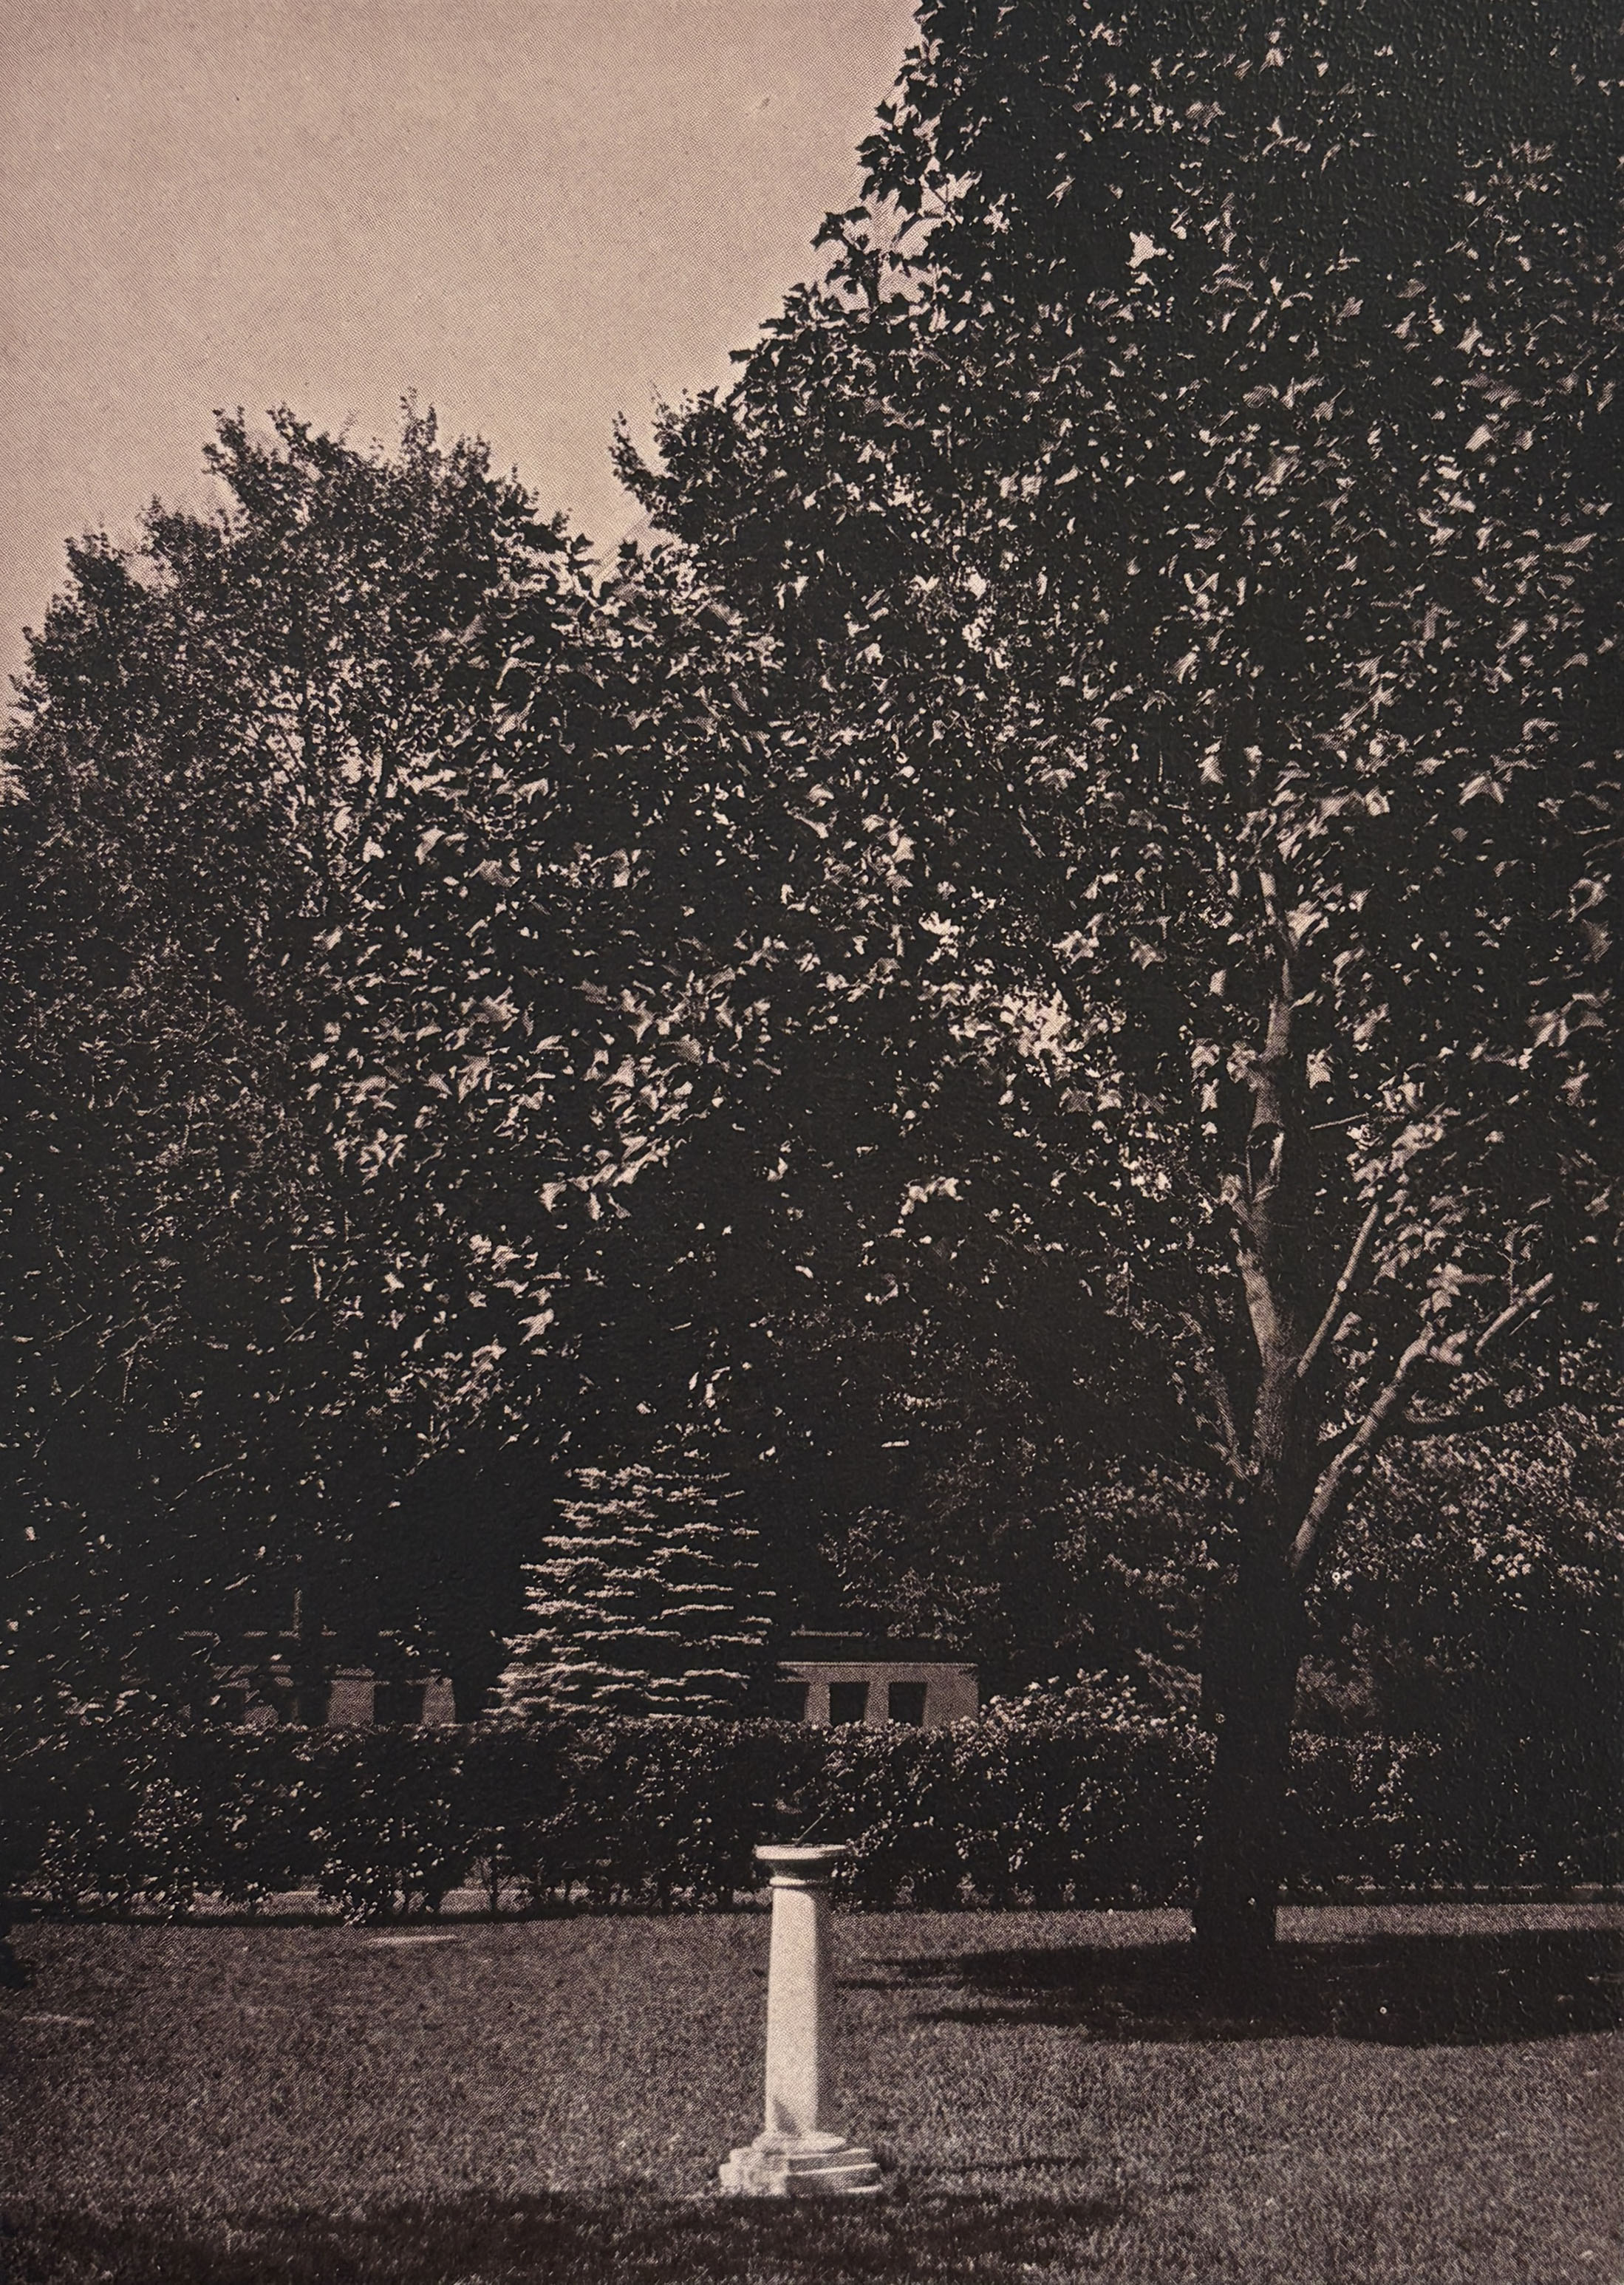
[754, 1842, 847, 1888]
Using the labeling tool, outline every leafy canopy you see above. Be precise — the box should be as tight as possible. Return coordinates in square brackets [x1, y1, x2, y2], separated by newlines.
[618, 0, 1620, 1548]
[0, 406, 777, 1695]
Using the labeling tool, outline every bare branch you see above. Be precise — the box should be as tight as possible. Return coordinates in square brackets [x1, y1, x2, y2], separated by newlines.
[1297, 1198, 1382, 1384]
[1473, 1271, 1557, 1362]
[1293, 1268, 1560, 1576]
[161, 1458, 248, 1514]
[1291, 1330, 1436, 1577]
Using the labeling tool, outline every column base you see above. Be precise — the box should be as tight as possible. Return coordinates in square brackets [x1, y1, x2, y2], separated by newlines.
[718, 2131, 883, 2196]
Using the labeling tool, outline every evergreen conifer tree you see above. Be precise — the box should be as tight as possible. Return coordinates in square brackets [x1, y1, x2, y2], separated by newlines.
[497, 1461, 774, 1718]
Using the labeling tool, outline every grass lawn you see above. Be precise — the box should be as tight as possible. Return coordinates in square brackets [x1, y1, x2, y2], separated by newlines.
[2, 1902, 1618, 2285]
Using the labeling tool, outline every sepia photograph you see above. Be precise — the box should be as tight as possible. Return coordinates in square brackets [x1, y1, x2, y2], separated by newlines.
[1, 3, 1618, 2279]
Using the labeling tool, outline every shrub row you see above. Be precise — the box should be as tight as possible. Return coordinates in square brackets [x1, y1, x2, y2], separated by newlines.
[1, 1697, 1614, 1922]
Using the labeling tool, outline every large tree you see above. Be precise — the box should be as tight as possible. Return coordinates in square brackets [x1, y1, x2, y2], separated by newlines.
[0, 407, 774, 1706]
[617, 0, 1620, 1964]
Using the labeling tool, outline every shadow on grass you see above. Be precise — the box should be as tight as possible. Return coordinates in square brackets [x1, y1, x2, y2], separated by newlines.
[6, 2188, 1126, 2285]
[860, 1925, 1623, 2046]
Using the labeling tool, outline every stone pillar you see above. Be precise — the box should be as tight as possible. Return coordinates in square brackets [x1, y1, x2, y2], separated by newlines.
[718, 1844, 881, 2196]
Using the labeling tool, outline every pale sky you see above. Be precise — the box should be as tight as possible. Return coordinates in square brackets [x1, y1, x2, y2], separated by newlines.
[1, 0, 918, 694]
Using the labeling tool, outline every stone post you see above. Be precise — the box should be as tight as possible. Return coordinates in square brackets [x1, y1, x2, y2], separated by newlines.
[717, 1844, 881, 2196]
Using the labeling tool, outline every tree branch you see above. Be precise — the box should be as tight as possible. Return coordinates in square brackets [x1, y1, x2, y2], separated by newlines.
[1472, 1271, 1557, 1362]
[1292, 1268, 1560, 1577]
[1178, 1311, 1247, 1480]
[1257, 864, 1292, 962]
[1393, 1376, 1566, 1439]
[160, 1458, 245, 1514]
[1290, 1329, 1435, 1577]
[1297, 1198, 1382, 1384]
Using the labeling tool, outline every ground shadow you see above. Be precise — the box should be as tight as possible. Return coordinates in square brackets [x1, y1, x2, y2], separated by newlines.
[859, 1926, 1623, 2046]
[5, 2187, 1126, 2285]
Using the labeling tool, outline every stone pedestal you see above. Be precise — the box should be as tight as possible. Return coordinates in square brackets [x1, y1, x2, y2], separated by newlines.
[718, 1844, 881, 2196]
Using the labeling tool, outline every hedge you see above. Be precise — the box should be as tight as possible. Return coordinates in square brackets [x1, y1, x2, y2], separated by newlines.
[0, 1696, 1615, 1922]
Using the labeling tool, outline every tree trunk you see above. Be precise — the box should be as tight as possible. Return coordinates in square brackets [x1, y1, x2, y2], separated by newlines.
[1193, 1558, 1306, 1981]
[1193, 943, 1326, 1978]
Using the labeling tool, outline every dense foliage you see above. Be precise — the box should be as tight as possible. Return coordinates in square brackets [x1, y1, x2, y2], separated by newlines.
[0, 408, 777, 1708]
[2, 1693, 1614, 1925]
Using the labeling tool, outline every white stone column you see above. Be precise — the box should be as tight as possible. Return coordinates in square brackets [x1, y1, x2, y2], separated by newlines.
[717, 1844, 881, 2196]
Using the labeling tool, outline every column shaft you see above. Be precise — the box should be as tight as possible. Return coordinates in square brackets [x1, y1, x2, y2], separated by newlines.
[763, 1875, 827, 2137]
